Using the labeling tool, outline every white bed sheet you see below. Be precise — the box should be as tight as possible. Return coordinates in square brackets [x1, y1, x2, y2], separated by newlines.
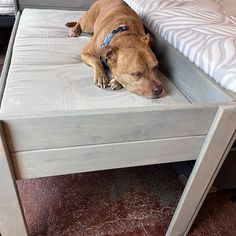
[125, 0, 236, 93]
[1, 9, 188, 116]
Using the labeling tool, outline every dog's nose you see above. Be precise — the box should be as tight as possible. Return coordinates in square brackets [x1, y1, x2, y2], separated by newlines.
[153, 84, 164, 97]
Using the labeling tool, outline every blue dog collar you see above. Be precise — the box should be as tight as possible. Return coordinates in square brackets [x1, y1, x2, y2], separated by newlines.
[101, 25, 128, 47]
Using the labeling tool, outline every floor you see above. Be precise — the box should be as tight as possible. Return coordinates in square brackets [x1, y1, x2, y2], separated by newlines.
[1, 27, 236, 236]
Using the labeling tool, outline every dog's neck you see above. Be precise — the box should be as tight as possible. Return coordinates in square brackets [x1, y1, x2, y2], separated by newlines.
[110, 32, 143, 48]
[101, 25, 128, 48]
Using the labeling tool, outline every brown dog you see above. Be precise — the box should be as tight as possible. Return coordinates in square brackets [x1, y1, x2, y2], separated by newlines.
[66, 0, 164, 98]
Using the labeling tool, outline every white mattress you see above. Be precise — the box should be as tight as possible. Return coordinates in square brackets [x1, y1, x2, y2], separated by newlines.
[0, 0, 14, 15]
[1, 9, 188, 116]
[125, 0, 236, 93]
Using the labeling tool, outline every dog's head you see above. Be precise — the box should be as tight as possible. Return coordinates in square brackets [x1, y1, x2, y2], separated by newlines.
[99, 34, 164, 98]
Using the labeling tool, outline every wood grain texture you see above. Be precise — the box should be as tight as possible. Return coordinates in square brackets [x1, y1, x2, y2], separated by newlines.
[18, 0, 96, 10]
[13, 0, 18, 14]
[166, 105, 236, 236]
[12, 135, 205, 179]
[3, 106, 216, 152]
[0, 123, 28, 236]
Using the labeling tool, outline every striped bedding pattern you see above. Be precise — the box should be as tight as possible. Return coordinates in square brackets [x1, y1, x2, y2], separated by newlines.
[125, 0, 236, 93]
[0, 0, 14, 15]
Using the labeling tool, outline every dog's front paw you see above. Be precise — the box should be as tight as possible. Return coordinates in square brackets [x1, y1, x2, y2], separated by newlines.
[94, 73, 109, 89]
[108, 79, 123, 90]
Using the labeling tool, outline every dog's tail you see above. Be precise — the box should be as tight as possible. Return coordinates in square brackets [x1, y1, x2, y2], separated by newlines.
[65, 22, 77, 28]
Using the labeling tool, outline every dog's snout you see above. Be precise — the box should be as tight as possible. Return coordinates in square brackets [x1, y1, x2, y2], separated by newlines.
[153, 84, 163, 97]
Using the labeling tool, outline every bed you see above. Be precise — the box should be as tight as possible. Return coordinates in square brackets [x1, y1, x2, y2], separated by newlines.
[0, 0, 236, 236]
[125, 0, 236, 94]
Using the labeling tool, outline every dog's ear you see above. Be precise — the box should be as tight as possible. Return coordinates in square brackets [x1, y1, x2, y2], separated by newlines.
[99, 45, 118, 62]
[140, 34, 153, 47]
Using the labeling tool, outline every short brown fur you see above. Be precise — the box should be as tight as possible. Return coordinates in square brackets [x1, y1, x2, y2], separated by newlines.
[66, 0, 164, 98]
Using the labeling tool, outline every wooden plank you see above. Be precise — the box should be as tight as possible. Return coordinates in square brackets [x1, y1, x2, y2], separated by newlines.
[149, 28, 236, 103]
[13, 0, 18, 14]
[12, 135, 205, 179]
[166, 105, 236, 236]
[18, 0, 96, 10]
[3, 106, 216, 152]
[0, 123, 28, 236]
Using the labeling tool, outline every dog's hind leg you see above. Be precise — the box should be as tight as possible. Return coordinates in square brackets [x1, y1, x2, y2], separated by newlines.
[66, 21, 82, 37]
[66, 1, 99, 37]
[79, 1, 100, 34]
[81, 50, 109, 89]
